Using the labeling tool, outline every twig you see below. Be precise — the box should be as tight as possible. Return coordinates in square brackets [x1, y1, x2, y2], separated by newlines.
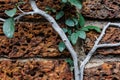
[0, 18, 5, 22]
[17, 6, 25, 13]
[80, 22, 120, 80]
[14, 11, 36, 20]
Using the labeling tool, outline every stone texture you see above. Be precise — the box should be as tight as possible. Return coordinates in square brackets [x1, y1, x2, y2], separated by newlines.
[82, 0, 120, 19]
[84, 62, 120, 80]
[0, 22, 69, 58]
[0, 59, 73, 80]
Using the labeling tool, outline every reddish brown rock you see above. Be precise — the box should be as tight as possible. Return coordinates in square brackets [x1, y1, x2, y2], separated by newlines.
[0, 22, 69, 58]
[0, 60, 73, 80]
[82, 0, 120, 19]
[84, 62, 120, 80]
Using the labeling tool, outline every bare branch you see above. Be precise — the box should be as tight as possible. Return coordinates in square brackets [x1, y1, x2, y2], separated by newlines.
[97, 43, 120, 48]
[29, 0, 80, 80]
[0, 18, 5, 22]
[17, 6, 25, 13]
[14, 11, 35, 21]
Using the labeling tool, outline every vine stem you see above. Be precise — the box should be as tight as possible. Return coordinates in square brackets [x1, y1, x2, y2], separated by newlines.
[80, 22, 120, 80]
[0, 1, 80, 80]
[29, 0, 80, 80]
[0, 18, 5, 22]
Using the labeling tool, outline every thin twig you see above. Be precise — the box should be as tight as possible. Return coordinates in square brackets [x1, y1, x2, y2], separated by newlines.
[17, 6, 25, 13]
[14, 11, 35, 20]
[80, 22, 120, 80]
[0, 18, 5, 22]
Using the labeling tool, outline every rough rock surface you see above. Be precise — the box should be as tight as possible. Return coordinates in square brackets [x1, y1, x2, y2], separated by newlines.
[0, 59, 73, 80]
[85, 26, 120, 55]
[0, 22, 69, 58]
[84, 62, 120, 80]
[82, 0, 120, 19]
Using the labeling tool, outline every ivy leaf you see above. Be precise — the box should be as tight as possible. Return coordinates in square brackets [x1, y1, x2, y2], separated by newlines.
[84, 26, 101, 33]
[70, 32, 78, 45]
[3, 18, 15, 38]
[65, 58, 74, 66]
[62, 28, 68, 33]
[65, 58, 74, 71]
[5, 8, 17, 17]
[61, 0, 67, 3]
[72, 17, 78, 25]
[68, 29, 72, 35]
[65, 18, 75, 27]
[56, 11, 64, 20]
[78, 14, 85, 27]
[68, 0, 82, 9]
[77, 30, 86, 39]
[58, 42, 66, 52]
[81, 27, 89, 31]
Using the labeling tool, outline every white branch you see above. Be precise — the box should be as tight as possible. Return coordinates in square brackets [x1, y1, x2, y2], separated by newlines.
[17, 6, 25, 13]
[29, 0, 80, 80]
[97, 43, 120, 48]
[0, 18, 5, 22]
[80, 22, 120, 80]
[14, 11, 36, 20]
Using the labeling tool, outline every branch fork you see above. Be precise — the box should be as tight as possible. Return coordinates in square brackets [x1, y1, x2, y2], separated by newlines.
[80, 22, 120, 80]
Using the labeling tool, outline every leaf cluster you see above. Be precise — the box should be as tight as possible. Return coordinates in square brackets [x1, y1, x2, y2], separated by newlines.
[58, 0, 101, 52]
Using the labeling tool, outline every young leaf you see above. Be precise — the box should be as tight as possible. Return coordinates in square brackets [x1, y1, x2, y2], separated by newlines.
[70, 32, 78, 45]
[68, 0, 82, 9]
[65, 58, 74, 71]
[78, 14, 85, 27]
[68, 29, 72, 35]
[85, 26, 101, 33]
[58, 42, 66, 52]
[65, 58, 74, 66]
[56, 11, 64, 20]
[5, 8, 17, 17]
[62, 28, 68, 33]
[65, 18, 75, 27]
[3, 18, 15, 38]
[77, 30, 86, 39]
[61, 0, 67, 3]
[72, 17, 78, 25]
[81, 27, 89, 31]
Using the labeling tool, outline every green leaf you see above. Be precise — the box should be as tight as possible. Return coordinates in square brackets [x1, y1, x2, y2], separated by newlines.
[65, 58, 74, 71]
[81, 27, 89, 31]
[3, 18, 15, 38]
[58, 42, 66, 52]
[65, 18, 75, 27]
[72, 17, 78, 25]
[65, 58, 74, 66]
[68, 0, 82, 9]
[62, 28, 68, 33]
[56, 11, 64, 20]
[78, 14, 85, 27]
[5, 8, 17, 17]
[77, 30, 86, 39]
[61, 0, 67, 3]
[70, 32, 78, 45]
[68, 29, 72, 35]
[85, 26, 101, 33]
